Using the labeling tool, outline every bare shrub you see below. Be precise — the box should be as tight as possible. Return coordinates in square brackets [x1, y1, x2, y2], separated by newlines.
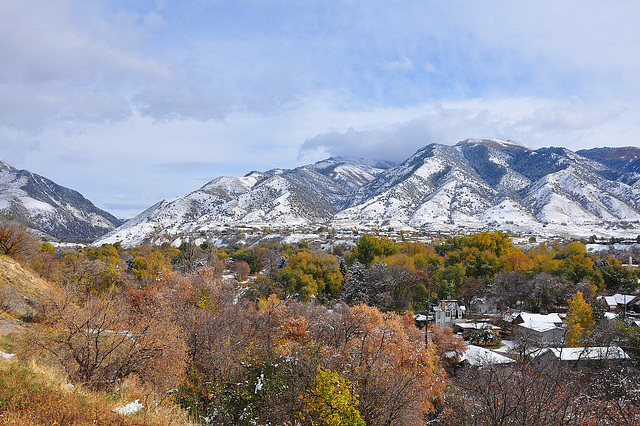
[32, 289, 187, 390]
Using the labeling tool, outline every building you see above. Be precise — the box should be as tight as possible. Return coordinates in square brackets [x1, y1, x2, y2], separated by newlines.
[469, 296, 498, 314]
[459, 344, 515, 367]
[532, 346, 629, 367]
[596, 295, 618, 312]
[433, 300, 465, 329]
[513, 313, 564, 347]
[597, 294, 640, 315]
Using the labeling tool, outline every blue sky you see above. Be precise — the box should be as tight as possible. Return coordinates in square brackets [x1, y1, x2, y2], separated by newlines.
[1, 0, 639, 218]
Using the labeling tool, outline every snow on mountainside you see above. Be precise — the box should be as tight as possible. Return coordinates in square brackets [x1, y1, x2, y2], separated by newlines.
[96, 140, 640, 247]
[309, 157, 395, 190]
[97, 161, 373, 247]
[0, 161, 120, 243]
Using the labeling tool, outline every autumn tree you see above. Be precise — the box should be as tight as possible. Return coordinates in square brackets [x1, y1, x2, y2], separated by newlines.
[34, 289, 187, 390]
[230, 260, 251, 281]
[276, 250, 343, 301]
[84, 244, 120, 264]
[0, 221, 36, 260]
[126, 245, 173, 285]
[428, 324, 466, 372]
[304, 367, 365, 426]
[312, 304, 447, 425]
[54, 251, 105, 292]
[504, 248, 533, 273]
[565, 290, 595, 347]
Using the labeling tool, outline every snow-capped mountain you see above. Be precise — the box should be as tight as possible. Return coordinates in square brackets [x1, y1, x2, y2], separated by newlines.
[335, 140, 640, 235]
[97, 159, 395, 246]
[97, 140, 640, 246]
[0, 161, 120, 243]
[308, 157, 396, 190]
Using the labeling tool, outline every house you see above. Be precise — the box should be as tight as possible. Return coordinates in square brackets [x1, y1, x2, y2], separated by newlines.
[454, 322, 501, 340]
[532, 346, 629, 367]
[513, 313, 564, 347]
[613, 294, 639, 311]
[433, 300, 465, 329]
[596, 295, 618, 312]
[413, 314, 431, 329]
[459, 344, 515, 367]
[469, 296, 498, 314]
[514, 312, 563, 328]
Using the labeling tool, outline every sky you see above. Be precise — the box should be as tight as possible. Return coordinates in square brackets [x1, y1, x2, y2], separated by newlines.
[1, 0, 639, 219]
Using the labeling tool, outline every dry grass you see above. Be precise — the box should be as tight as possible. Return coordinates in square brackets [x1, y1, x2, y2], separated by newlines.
[0, 255, 60, 323]
[0, 256, 195, 425]
[0, 356, 194, 425]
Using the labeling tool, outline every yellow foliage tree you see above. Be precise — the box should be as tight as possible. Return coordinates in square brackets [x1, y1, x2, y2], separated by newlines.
[304, 367, 365, 426]
[565, 291, 595, 347]
[504, 249, 534, 273]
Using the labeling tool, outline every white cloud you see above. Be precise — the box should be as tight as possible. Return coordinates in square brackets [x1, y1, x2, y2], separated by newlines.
[384, 57, 414, 70]
[1, 0, 639, 219]
[423, 63, 438, 74]
[298, 98, 638, 162]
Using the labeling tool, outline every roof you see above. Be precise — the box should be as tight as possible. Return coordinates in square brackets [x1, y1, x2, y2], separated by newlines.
[433, 300, 463, 311]
[455, 322, 500, 331]
[517, 312, 563, 324]
[460, 344, 515, 367]
[518, 321, 560, 333]
[613, 294, 638, 305]
[597, 296, 617, 308]
[516, 313, 563, 333]
[536, 346, 629, 361]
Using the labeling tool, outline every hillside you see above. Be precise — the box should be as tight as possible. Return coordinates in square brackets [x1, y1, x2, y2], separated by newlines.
[0, 161, 121, 243]
[0, 255, 60, 333]
[96, 139, 640, 247]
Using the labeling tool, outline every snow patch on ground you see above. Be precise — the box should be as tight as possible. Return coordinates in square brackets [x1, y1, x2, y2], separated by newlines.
[116, 400, 144, 415]
[480, 199, 537, 224]
[0, 351, 15, 359]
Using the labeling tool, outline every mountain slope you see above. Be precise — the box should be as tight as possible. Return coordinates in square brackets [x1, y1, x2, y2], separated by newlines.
[0, 161, 120, 243]
[0, 255, 61, 332]
[335, 140, 640, 233]
[576, 146, 640, 187]
[97, 141, 640, 246]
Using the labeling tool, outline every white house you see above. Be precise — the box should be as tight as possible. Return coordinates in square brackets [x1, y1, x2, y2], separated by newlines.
[596, 295, 618, 312]
[433, 300, 465, 329]
[513, 313, 564, 346]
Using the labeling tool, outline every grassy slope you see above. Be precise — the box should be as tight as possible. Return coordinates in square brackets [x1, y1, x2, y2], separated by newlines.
[0, 357, 158, 425]
[0, 256, 193, 425]
[0, 255, 59, 331]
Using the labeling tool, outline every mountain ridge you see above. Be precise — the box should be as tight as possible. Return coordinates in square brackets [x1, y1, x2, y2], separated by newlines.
[96, 139, 640, 247]
[0, 160, 121, 243]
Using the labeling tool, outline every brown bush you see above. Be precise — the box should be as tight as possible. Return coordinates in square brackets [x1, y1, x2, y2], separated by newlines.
[32, 289, 187, 390]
